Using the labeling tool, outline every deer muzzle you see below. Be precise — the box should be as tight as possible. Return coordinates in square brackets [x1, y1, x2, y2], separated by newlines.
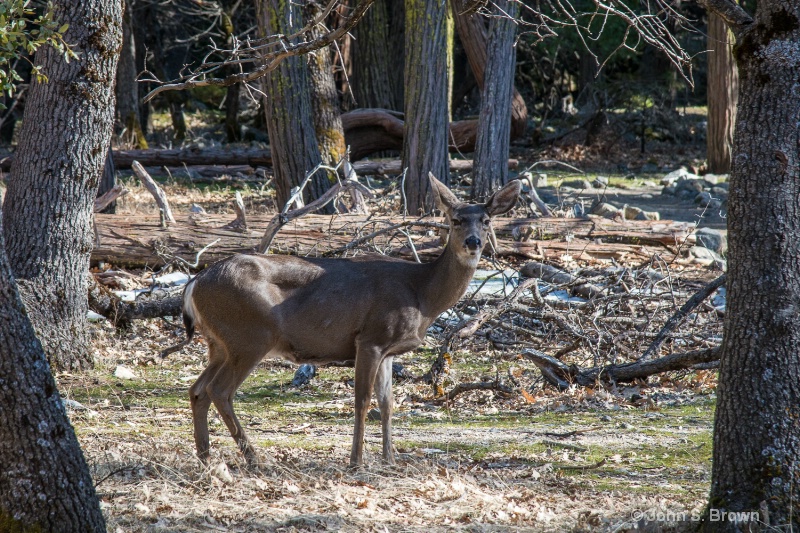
[464, 236, 481, 251]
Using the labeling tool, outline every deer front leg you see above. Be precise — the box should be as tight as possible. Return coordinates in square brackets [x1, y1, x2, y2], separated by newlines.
[374, 356, 395, 465]
[350, 345, 383, 468]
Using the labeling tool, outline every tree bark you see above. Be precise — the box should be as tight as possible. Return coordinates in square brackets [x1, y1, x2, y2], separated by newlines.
[2, 0, 122, 371]
[704, 0, 800, 527]
[388, 0, 406, 110]
[402, 0, 450, 214]
[352, 0, 395, 109]
[116, 0, 147, 148]
[453, 8, 527, 139]
[706, 12, 738, 174]
[0, 218, 105, 533]
[306, 1, 347, 167]
[470, 0, 517, 200]
[258, 0, 331, 209]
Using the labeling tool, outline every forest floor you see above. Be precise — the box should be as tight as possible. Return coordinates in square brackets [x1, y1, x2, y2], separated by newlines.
[68, 317, 716, 533]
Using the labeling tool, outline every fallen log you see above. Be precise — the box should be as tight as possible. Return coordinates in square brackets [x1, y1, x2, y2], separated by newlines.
[523, 346, 720, 389]
[91, 213, 691, 269]
[114, 147, 273, 168]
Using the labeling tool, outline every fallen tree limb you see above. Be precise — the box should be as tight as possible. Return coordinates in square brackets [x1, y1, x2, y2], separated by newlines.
[88, 278, 182, 329]
[639, 274, 726, 361]
[520, 261, 605, 299]
[132, 161, 176, 225]
[523, 346, 720, 389]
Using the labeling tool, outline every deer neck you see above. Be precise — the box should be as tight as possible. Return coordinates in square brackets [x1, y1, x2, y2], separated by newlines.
[420, 241, 479, 319]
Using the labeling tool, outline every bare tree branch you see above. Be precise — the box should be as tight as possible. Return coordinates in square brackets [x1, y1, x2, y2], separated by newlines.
[698, 0, 754, 35]
[142, 0, 375, 102]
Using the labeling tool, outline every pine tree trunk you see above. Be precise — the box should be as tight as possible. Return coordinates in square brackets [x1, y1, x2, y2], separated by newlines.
[402, 0, 450, 214]
[0, 218, 104, 531]
[388, 0, 406, 110]
[306, 1, 347, 166]
[258, 0, 331, 209]
[471, 0, 517, 200]
[704, 1, 800, 527]
[706, 12, 738, 174]
[352, 0, 394, 109]
[452, 7, 527, 139]
[2, 0, 122, 372]
[116, 0, 146, 148]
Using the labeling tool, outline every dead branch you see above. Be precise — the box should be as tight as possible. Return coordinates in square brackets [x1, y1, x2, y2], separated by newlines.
[132, 161, 176, 225]
[223, 191, 248, 232]
[94, 185, 129, 213]
[639, 274, 726, 361]
[88, 277, 182, 329]
[523, 346, 720, 389]
[520, 261, 605, 299]
[257, 180, 374, 254]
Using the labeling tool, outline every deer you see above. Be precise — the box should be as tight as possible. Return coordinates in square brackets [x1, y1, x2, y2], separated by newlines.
[161, 174, 521, 468]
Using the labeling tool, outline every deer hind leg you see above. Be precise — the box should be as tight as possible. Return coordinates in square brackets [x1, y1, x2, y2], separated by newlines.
[374, 356, 395, 465]
[350, 345, 384, 468]
[189, 338, 226, 463]
[206, 338, 270, 465]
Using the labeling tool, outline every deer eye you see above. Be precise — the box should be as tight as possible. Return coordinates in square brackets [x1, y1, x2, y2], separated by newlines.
[482, 218, 491, 226]
[451, 218, 462, 226]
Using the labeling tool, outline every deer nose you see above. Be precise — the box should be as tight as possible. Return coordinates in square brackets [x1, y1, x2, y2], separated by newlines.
[465, 236, 481, 251]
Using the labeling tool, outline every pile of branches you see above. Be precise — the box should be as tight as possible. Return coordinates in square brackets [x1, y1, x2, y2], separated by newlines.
[429, 261, 724, 393]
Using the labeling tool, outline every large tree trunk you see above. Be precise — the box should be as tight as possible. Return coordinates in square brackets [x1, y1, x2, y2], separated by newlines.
[704, 0, 800, 527]
[258, 0, 331, 208]
[2, 0, 122, 371]
[0, 218, 105, 533]
[453, 8, 527, 139]
[352, 0, 394, 109]
[706, 12, 738, 174]
[306, 1, 347, 166]
[402, 0, 450, 214]
[470, 0, 517, 200]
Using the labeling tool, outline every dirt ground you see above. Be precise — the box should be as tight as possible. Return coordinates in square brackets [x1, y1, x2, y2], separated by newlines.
[62, 167, 725, 532]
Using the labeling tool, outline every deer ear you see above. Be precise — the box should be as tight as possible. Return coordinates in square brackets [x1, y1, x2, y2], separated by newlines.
[429, 173, 460, 215]
[485, 180, 521, 217]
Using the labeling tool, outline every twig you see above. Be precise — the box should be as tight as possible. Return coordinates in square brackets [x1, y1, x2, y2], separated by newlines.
[441, 380, 517, 401]
[555, 458, 607, 471]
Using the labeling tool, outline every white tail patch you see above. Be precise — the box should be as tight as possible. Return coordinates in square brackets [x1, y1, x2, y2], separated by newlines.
[184, 279, 200, 326]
